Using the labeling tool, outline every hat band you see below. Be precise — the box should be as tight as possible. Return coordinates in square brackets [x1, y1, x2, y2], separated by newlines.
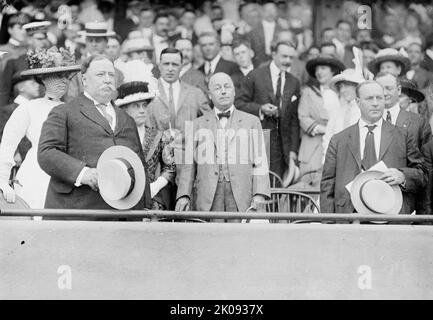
[117, 158, 136, 198]
[359, 180, 381, 214]
[85, 28, 108, 34]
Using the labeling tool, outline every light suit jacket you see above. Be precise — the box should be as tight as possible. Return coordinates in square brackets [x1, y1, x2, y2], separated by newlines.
[176, 108, 271, 212]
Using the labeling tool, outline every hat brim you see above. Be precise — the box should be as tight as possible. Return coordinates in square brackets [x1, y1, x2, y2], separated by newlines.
[402, 87, 425, 103]
[306, 57, 346, 79]
[20, 65, 81, 76]
[0, 192, 30, 209]
[350, 170, 402, 215]
[78, 31, 116, 37]
[367, 55, 410, 75]
[97, 146, 146, 210]
[115, 92, 156, 107]
[329, 74, 364, 92]
[282, 158, 300, 187]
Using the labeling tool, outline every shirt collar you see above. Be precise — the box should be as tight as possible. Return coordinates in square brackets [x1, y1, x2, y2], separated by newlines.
[270, 61, 284, 78]
[84, 91, 111, 107]
[180, 63, 192, 77]
[214, 105, 235, 118]
[208, 54, 221, 69]
[13, 94, 29, 105]
[385, 102, 400, 121]
[262, 20, 276, 28]
[427, 49, 433, 60]
[8, 38, 21, 46]
[359, 117, 383, 130]
[160, 78, 180, 90]
[240, 64, 254, 76]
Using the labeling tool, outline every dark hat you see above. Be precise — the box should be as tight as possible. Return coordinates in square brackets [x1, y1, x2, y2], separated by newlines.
[305, 54, 345, 79]
[115, 81, 156, 107]
[367, 48, 410, 76]
[400, 78, 425, 103]
[11, 71, 34, 87]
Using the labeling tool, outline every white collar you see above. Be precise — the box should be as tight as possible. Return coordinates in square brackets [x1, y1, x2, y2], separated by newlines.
[13, 95, 29, 105]
[207, 53, 221, 68]
[359, 117, 383, 130]
[270, 60, 284, 77]
[180, 63, 192, 76]
[84, 91, 111, 106]
[384, 102, 401, 121]
[426, 49, 433, 60]
[262, 20, 276, 28]
[153, 33, 167, 42]
[8, 38, 21, 46]
[160, 78, 180, 89]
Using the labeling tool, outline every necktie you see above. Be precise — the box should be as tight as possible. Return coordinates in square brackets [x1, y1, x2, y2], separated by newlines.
[361, 125, 377, 171]
[168, 84, 176, 126]
[205, 61, 212, 76]
[217, 110, 231, 119]
[96, 103, 113, 129]
[275, 72, 282, 108]
[386, 110, 392, 123]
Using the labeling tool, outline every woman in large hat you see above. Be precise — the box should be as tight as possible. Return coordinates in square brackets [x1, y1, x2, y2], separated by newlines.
[0, 46, 80, 208]
[296, 54, 345, 187]
[115, 81, 176, 210]
[322, 68, 365, 161]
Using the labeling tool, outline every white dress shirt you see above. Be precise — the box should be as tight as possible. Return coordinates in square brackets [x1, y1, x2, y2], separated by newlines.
[262, 20, 276, 56]
[426, 49, 433, 61]
[204, 54, 221, 75]
[269, 61, 285, 101]
[75, 92, 117, 187]
[13, 95, 29, 106]
[215, 105, 235, 129]
[160, 78, 181, 114]
[384, 102, 400, 125]
[359, 118, 383, 159]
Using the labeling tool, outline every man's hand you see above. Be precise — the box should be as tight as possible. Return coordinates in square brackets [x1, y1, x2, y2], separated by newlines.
[81, 168, 99, 191]
[175, 196, 190, 211]
[379, 169, 406, 186]
[0, 183, 16, 203]
[313, 124, 326, 135]
[260, 103, 278, 117]
[251, 194, 266, 211]
[14, 152, 22, 167]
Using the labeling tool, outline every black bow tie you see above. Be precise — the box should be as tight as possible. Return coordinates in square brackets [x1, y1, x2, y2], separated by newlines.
[217, 110, 231, 120]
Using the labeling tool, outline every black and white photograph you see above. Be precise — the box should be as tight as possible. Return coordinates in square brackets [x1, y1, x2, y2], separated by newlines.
[0, 0, 432, 303]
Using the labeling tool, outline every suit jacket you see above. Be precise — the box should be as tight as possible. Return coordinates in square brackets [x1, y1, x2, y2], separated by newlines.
[180, 68, 208, 95]
[149, 80, 211, 134]
[396, 108, 431, 148]
[38, 94, 152, 209]
[0, 54, 26, 107]
[176, 108, 271, 212]
[0, 42, 27, 71]
[320, 121, 427, 214]
[247, 22, 283, 66]
[421, 140, 433, 214]
[235, 63, 301, 172]
[198, 57, 242, 84]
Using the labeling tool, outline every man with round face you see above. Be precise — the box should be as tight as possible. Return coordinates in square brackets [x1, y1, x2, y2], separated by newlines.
[320, 80, 426, 215]
[174, 38, 207, 93]
[38, 55, 152, 209]
[175, 72, 270, 218]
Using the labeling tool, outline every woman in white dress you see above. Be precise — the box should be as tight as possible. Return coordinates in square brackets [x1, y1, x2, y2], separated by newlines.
[0, 47, 80, 208]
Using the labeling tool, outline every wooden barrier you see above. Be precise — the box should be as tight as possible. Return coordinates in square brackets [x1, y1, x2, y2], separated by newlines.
[1, 219, 432, 299]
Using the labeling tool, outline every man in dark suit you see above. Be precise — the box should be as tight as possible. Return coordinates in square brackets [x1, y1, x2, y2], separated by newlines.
[232, 39, 255, 93]
[197, 31, 241, 87]
[235, 41, 300, 178]
[38, 55, 152, 209]
[406, 42, 433, 91]
[246, 2, 284, 66]
[321, 80, 426, 214]
[375, 72, 431, 148]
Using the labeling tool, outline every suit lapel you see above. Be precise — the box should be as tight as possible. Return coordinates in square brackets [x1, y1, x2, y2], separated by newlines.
[265, 65, 276, 103]
[113, 104, 124, 136]
[157, 80, 169, 107]
[348, 123, 361, 170]
[79, 95, 113, 135]
[176, 82, 189, 114]
[395, 109, 410, 129]
[379, 121, 394, 160]
[226, 109, 242, 145]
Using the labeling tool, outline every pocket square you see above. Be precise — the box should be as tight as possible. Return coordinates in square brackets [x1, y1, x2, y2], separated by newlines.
[291, 95, 298, 102]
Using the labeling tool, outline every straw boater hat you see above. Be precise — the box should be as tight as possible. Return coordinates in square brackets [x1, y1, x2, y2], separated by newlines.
[22, 21, 51, 36]
[329, 68, 365, 92]
[115, 81, 156, 107]
[121, 38, 154, 55]
[78, 21, 115, 38]
[306, 54, 346, 79]
[350, 170, 403, 215]
[21, 46, 81, 76]
[367, 48, 411, 75]
[97, 146, 146, 210]
[400, 78, 425, 103]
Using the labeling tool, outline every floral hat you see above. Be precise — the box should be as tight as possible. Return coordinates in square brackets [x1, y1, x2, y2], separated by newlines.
[21, 46, 81, 76]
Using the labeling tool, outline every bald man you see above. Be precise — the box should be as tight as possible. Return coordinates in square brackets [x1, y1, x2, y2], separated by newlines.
[175, 73, 270, 220]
